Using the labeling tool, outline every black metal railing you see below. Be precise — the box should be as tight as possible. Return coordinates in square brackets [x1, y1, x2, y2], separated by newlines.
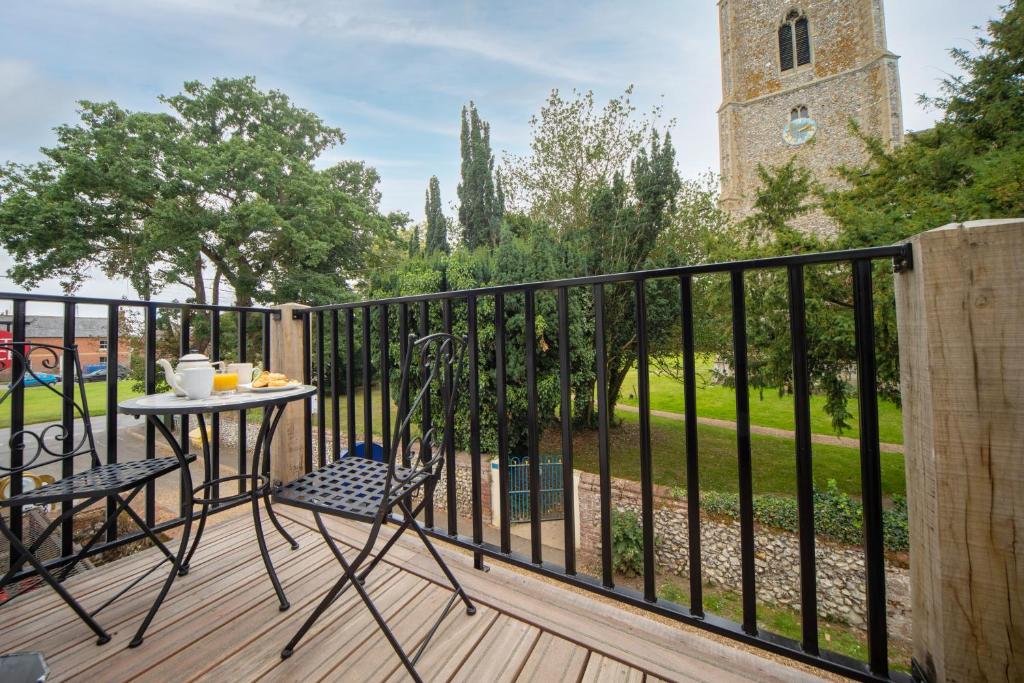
[0, 293, 274, 582]
[294, 243, 914, 683]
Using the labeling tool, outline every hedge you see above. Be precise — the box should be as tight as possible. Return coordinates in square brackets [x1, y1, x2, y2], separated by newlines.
[696, 479, 909, 553]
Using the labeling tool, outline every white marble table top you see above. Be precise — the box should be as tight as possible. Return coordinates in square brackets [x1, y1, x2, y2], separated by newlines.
[118, 385, 316, 416]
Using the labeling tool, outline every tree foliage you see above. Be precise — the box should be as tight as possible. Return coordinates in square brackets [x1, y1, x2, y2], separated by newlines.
[0, 76, 403, 305]
[822, 0, 1024, 241]
[424, 175, 449, 255]
[502, 86, 667, 236]
[457, 102, 502, 249]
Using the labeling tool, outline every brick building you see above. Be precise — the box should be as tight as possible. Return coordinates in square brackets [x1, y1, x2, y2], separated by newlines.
[717, 0, 904, 235]
[0, 315, 132, 374]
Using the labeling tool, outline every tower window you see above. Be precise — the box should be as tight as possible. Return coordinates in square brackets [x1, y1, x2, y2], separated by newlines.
[791, 106, 809, 121]
[778, 23, 794, 71]
[779, 11, 811, 71]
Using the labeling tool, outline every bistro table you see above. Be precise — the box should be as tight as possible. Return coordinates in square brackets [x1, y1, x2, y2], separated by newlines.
[118, 384, 315, 646]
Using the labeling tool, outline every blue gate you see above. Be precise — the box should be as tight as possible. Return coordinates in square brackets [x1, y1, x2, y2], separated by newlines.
[508, 455, 564, 523]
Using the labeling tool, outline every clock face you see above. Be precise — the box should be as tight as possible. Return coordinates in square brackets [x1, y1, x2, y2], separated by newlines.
[782, 117, 818, 146]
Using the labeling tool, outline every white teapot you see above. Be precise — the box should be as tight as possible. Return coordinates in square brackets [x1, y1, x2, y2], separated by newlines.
[157, 352, 224, 397]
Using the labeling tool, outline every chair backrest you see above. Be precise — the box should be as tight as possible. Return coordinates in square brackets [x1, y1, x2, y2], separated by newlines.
[379, 332, 466, 517]
[0, 342, 100, 478]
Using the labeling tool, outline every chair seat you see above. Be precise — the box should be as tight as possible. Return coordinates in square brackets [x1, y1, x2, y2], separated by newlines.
[273, 457, 430, 521]
[1, 456, 196, 507]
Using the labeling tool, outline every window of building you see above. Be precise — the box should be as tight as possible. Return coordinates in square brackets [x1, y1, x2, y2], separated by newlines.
[99, 356, 107, 364]
[791, 106, 809, 121]
[779, 10, 811, 72]
[99, 339, 108, 351]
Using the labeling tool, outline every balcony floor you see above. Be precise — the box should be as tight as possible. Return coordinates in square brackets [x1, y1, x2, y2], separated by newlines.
[3, 507, 828, 682]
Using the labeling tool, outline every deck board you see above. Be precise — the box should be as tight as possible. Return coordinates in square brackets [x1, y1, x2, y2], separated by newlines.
[581, 654, 645, 683]
[0, 509, 827, 682]
[450, 614, 539, 682]
[516, 631, 589, 682]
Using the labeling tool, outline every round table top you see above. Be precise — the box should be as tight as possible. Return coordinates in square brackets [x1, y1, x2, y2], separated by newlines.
[118, 385, 316, 416]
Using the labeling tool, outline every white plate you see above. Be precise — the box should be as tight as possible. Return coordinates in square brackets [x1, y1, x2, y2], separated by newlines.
[250, 384, 301, 393]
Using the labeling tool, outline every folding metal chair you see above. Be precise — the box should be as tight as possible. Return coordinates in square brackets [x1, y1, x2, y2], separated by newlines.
[273, 332, 475, 682]
[0, 342, 195, 645]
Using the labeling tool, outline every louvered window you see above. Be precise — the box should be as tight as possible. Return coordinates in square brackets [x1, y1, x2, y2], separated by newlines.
[779, 12, 811, 72]
[795, 17, 811, 65]
[778, 23, 794, 71]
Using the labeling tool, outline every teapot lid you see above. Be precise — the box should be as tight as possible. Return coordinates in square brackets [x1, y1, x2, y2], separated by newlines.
[179, 352, 209, 362]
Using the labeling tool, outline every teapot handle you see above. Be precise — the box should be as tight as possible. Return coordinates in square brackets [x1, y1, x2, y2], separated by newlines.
[211, 361, 226, 371]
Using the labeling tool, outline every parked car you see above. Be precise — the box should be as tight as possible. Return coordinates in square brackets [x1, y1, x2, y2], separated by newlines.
[82, 364, 130, 383]
[18, 372, 60, 388]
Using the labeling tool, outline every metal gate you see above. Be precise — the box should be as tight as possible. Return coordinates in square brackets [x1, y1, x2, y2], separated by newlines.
[508, 455, 564, 523]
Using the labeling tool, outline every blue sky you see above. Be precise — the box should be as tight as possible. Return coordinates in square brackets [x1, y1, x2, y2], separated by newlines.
[0, 0, 1005, 304]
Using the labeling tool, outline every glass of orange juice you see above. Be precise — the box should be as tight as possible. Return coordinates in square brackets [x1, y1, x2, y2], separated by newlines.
[213, 371, 238, 394]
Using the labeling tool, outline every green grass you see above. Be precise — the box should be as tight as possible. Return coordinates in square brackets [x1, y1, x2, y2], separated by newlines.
[310, 383, 908, 499]
[618, 355, 904, 444]
[549, 410, 907, 498]
[311, 387, 396, 436]
[655, 580, 909, 671]
[1, 380, 144, 429]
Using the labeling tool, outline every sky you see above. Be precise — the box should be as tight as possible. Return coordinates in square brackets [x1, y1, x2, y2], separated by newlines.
[0, 0, 1005, 310]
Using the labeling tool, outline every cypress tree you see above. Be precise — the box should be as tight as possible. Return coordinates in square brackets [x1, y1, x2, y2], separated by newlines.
[408, 224, 421, 257]
[457, 102, 501, 249]
[424, 175, 448, 254]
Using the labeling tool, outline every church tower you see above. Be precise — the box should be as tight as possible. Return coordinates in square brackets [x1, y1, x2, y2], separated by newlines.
[717, 0, 903, 234]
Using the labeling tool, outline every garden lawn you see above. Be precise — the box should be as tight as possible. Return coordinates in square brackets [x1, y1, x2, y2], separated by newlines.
[309, 384, 908, 499]
[3, 380, 144, 429]
[654, 580, 909, 672]
[551, 410, 907, 499]
[618, 355, 904, 444]
[311, 386, 397, 437]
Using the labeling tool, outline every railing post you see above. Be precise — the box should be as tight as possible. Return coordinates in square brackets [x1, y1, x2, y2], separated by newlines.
[269, 303, 309, 486]
[894, 218, 1024, 682]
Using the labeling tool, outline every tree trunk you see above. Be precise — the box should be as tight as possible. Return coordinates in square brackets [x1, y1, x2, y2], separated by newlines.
[606, 358, 632, 426]
[212, 269, 222, 306]
[192, 253, 207, 305]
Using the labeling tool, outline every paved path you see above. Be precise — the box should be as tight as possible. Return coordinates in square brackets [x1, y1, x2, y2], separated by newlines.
[616, 403, 904, 454]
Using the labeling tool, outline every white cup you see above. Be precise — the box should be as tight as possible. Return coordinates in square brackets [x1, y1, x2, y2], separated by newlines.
[227, 362, 260, 386]
[179, 366, 215, 400]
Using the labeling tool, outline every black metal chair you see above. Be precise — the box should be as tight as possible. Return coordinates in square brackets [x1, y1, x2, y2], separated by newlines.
[273, 332, 475, 681]
[0, 342, 195, 645]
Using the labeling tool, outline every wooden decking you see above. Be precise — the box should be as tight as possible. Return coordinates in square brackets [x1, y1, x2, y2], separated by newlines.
[2, 508, 827, 682]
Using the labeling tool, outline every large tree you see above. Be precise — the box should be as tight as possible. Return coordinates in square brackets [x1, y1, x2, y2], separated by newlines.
[0, 76, 402, 305]
[424, 175, 449, 254]
[501, 86, 666, 236]
[576, 130, 681, 424]
[457, 102, 502, 249]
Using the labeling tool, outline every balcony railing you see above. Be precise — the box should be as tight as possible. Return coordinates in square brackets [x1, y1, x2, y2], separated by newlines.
[0, 242, 914, 682]
[0, 293, 276, 582]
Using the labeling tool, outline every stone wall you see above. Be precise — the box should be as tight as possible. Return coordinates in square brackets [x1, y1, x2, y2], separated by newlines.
[412, 451, 490, 524]
[576, 471, 911, 642]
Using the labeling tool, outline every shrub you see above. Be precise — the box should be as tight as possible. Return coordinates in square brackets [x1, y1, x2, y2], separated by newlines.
[812, 479, 863, 545]
[697, 480, 909, 552]
[882, 495, 909, 552]
[610, 509, 645, 578]
[700, 491, 739, 518]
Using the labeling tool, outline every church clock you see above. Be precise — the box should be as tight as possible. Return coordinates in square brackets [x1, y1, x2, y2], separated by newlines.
[782, 117, 818, 146]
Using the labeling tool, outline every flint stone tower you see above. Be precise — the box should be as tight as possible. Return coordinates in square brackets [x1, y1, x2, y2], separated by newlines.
[717, 0, 903, 234]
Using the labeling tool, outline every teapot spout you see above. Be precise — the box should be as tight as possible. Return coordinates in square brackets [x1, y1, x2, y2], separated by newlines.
[157, 359, 186, 397]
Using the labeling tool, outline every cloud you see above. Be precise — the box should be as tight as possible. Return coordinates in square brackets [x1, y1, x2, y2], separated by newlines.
[334, 18, 602, 83]
[97, 0, 604, 83]
[0, 60, 85, 163]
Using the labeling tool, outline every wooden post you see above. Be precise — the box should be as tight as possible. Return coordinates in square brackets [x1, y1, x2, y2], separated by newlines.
[895, 218, 1024, 682]
[269, 302, 309, 486]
